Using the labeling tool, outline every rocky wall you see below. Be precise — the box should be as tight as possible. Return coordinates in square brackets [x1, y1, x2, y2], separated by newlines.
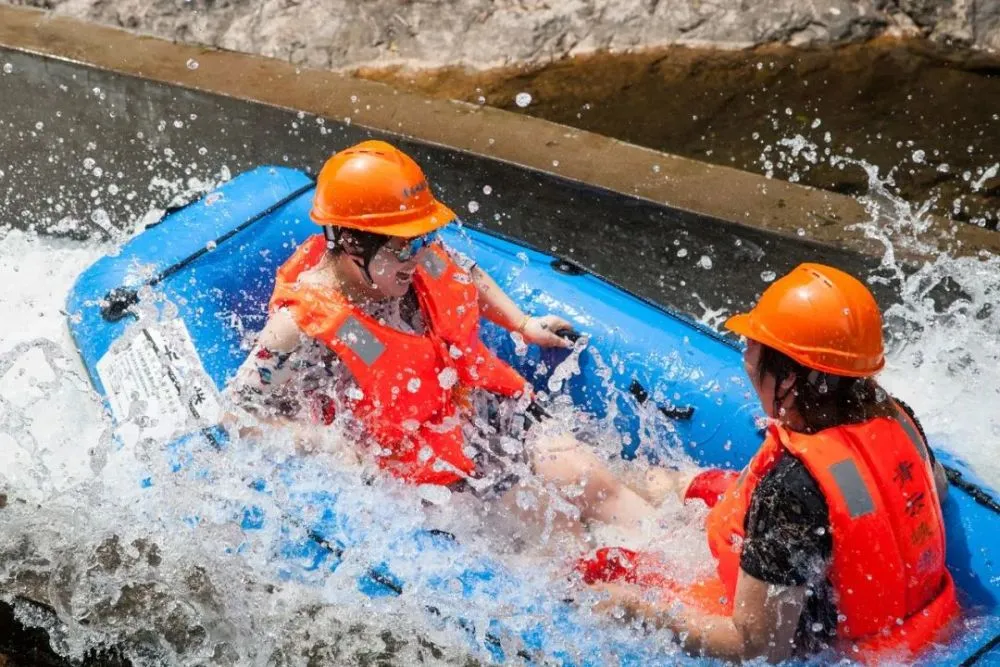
[6, 0, 1000, 72]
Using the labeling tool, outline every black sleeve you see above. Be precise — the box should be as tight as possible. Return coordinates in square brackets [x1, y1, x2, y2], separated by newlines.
[740, 455, 833, 587]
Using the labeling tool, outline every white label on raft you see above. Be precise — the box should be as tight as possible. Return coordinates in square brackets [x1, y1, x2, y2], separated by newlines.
[96, 318, 221, 441]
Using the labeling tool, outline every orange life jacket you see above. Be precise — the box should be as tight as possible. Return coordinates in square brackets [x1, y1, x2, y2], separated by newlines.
[581, 411, 959, 659]
[270, 234, 527, 485]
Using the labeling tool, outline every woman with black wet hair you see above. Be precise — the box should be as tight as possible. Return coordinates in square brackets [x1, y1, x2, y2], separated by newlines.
[587, 263, 956, 663]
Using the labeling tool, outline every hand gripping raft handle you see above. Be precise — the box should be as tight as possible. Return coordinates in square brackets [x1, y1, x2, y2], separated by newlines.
[100, 182, 315, 322]
[529, 328, 694, 422]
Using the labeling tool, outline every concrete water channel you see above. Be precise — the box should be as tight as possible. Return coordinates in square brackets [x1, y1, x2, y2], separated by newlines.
[1, 3, 998, 664]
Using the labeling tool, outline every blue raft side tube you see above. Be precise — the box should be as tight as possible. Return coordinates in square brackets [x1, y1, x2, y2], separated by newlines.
[65, 166, 1000, 665]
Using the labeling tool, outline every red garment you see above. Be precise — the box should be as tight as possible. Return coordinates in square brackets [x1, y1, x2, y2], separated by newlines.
[271, 235, 526, 484]
[683, 468, 740, 507]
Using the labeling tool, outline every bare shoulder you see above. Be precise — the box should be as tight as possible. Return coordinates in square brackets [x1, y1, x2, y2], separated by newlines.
[255, 308, 304, 353]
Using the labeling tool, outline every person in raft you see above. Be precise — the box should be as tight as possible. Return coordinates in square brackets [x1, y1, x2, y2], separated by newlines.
[229, 140, 657, 534]
[580, 263, 956, 663]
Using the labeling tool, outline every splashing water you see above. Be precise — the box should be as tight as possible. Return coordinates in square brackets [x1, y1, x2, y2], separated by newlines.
[757, 131, 1000, 481]
[1, 127, 998, 664]
[0, 174, 713, 664]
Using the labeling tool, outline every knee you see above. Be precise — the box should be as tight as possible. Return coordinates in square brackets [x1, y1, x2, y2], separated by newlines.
[533, 437, 618, 492]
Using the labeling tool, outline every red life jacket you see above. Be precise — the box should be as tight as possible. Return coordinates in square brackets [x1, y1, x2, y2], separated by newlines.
[270, 234, 527, 485]
[581, 410, 959, 659]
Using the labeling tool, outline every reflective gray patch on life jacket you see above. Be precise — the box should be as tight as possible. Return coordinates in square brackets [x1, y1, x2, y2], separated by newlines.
[421, 251, 447, 279]
[829, 459, 876, 519]
[335, 316, 385, 367]
[895, 414, 929, 461]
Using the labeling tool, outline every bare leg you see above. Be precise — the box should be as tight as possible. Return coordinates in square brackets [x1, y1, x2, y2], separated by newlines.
[615, 466, 697, 506]
[530, 432, 659, 532]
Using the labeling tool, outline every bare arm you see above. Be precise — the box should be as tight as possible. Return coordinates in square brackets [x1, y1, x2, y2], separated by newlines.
[472, 266, 573, 348]
[226, 309, 308, 433]
[598, 569, 806, 662]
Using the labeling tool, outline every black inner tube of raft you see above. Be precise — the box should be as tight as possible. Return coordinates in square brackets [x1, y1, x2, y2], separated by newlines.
[100, 181, 315, 322]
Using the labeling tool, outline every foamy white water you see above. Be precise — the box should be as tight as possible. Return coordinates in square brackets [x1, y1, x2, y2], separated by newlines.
[0, 151, 998, 664]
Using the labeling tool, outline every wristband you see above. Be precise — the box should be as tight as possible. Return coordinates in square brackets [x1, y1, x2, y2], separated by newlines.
[515, 314, 531, 333]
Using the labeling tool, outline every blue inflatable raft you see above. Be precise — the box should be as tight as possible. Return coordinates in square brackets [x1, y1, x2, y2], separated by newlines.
[66, 166, 1000, 664]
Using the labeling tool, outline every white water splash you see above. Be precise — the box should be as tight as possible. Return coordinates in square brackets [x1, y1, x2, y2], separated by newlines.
[2, 135, 998, 665]
[758, 138, 1000, 482]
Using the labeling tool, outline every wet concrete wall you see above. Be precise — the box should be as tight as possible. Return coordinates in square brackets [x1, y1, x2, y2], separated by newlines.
[0, 46, 888, 322]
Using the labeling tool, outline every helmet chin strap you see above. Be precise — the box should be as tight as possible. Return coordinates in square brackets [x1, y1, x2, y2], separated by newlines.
[324, 225, 377, 286]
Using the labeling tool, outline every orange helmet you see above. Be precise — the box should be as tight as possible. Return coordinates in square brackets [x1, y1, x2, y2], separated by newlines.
[310, 140, 456, 238]
[725, 263, 884, 377]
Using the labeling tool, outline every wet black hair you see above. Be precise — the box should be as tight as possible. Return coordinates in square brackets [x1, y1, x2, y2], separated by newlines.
[323, 225, 390, 281]
[756, 344, 896, 433]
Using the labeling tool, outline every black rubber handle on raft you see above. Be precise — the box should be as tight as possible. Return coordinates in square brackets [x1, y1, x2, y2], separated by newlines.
[99, 182, 315, 322]
[629, 379, 695, 420]
[553, 327, 582, 343]
[550, 257, 588, 276]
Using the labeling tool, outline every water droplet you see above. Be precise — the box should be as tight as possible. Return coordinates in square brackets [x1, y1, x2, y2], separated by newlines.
[677, 248, 688, 258]
[697, 255, 713, 269]
[34, 121, 43, 131]
[552, 159, 560, 167]
[173, 120, 184, 129]
[2, 63, 12, 74]
[810, 118, 822, 129]
[515, 92, 532, 108]
[760, 270, 777, 282]
[797, 228, 806, 236]
[482, 185, 492, 195]
[811, 622, 824, 632]
[437, 367, 458, 390]
[911, 149, 926, 164]
[206, 240, 217, 251]
[406, 378, 421, 393]
[467, 201, 480, 213]
[186, 58, 199, 70]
